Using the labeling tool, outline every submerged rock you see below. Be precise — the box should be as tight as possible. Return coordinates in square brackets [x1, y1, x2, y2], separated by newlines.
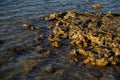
[43, 64, 54, 73]
[22, 23, 31, 29]
[22, 23, 41, 30]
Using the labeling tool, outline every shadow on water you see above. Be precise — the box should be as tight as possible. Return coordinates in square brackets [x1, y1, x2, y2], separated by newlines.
[113, 66, 120, 80]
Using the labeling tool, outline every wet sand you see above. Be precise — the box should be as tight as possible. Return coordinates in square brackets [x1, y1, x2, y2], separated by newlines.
[0, 11, 120, 80]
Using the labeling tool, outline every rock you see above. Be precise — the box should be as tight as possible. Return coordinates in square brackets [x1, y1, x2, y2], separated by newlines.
[92, 4, 102, 9]
[95, 58, 108, 66]
[66, 11, 76, 18]
[31, 26, 34, 30]
[35, 26, 40, 30]
[44, 64, 54, 73]
[47, 25, 52, 29]
[70, 49, 78, 62]
[49, 13, 57, 20]
[106, 11, 112, 17]
[34, 35, 44, 44]
[39, 11, 120, 66]
[52, 41, 59, 48]
[113, 48, 120, 56]
[34, 38, 40, 44]
[70, 49, 76, 56]
[45, 13, 58, 21]
[23, 23, 41, 30]
[83, 59, 90, 64]
[22, 23, 31, 29]
[48, 35, 61, 42]
[39, 34, 43, 38]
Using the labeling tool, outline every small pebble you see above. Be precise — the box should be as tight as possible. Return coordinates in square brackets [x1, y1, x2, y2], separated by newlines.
[22, 23, 31, 29]
[35, 38, 40, 44]
[44, 64, 54, 73]
[47, 25, 52, 29]
[31, 26, 34, 30]
[106, 11, 112, 17]
[92, 4, 102, 9]
[39, 34, 43, 38]
[70, 49, 76, 56]
[52, 41, 59, 48]
[83, 59, 90, 64]
[35, 26, 40, 30]
[40, 17, 45, 20]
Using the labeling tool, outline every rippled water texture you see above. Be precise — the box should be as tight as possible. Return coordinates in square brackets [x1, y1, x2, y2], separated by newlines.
[0, 0, 120, 80]
[0, 0, 120, 48]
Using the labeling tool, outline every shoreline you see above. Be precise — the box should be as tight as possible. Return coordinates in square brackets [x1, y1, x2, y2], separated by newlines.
[1, 11, 120, 80]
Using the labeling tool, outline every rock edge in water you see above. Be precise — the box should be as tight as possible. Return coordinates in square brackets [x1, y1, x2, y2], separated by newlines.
[30, 11, 120, 66]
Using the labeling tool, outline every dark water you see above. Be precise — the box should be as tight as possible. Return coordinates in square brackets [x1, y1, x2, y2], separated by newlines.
[0, 0, 120, 50]
[0, 0, 120, 80]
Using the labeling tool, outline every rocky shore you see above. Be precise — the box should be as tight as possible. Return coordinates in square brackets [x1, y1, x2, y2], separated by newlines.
[42, 11, 120, 66]
[1, 11, 120, 80]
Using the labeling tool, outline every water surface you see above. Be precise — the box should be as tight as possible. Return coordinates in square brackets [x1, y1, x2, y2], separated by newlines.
[0, 0, 119, 50]
[0, 0, 120, 80]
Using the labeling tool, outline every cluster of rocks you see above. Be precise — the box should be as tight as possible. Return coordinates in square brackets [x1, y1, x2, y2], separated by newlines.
[22, 23, 40, 30]
[22, 11, 120, 66]
[42, 11, 120, 66]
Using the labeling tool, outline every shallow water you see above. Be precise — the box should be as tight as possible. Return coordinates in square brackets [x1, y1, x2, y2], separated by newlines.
[0, 0, 120, 80]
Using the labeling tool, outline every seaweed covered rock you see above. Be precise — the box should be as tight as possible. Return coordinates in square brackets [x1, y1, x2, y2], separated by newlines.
[43, 11, 120, 66]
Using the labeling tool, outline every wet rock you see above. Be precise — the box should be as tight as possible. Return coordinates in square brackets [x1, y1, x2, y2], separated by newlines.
[43, 64, 54, 73]
[34, 38, 39, 44]
[70, 49, 76, 56]
[47, 25, 53, 29]
[39, 34, 43, 38]
[30, 26, 34, 30]
[34, 35, 43, 44]
[52, 41, 59, 48]
[48, 35, 61, 42]
[31, 26, 41, 30]
[92, 4, 102, 9]
[22, 23, 32, 29]
[106, 11, 112, 17]
[66, 11, 76, 18]
[44, 13, 58, 21]
[45, 12, 67, 21]
[22, 23, 41, 30]
[49, 13, 58, 20]
[35, 38, 41, 44]
[44, 11, 120, 66]
[35, 26, 40, 30]
[83, 59, 90, 64]
[70, 49, 78, 62]
[95, 58, 109, 66]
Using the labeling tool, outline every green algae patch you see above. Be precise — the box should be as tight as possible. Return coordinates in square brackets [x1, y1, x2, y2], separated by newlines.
[42, 11, 120, 66]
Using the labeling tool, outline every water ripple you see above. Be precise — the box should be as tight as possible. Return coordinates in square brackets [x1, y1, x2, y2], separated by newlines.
[0, 0, 120, 50]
